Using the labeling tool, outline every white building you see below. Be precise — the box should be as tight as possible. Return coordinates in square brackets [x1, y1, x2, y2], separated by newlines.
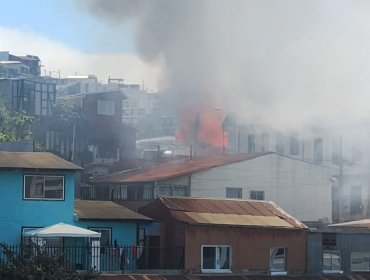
[91, 152, 333, 223]
[56, 75, 121, 96]
[225, 120, 370, 222]
[121, 85, 159, 127]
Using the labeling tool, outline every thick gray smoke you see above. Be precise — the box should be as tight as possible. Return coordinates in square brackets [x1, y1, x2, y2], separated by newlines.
[81, 0, 370, 129]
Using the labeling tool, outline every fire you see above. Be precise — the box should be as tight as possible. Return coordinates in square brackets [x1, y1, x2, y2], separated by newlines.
[176, 107, 228, 149]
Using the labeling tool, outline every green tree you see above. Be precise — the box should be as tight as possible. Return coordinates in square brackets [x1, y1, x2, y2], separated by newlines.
[51, 101, 87, 132]
[0, 98, 36, 142]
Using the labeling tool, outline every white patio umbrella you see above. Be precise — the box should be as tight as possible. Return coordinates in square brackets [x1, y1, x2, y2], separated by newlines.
[23, 222, 101, 238]
[23, 222, 102, 271]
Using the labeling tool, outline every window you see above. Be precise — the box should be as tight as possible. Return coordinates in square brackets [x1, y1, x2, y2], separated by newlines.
[125, 185, 154, 200]
[352, 144, 362, 163]
[332, 139, 340, 164]
[350, 186, 362, 215]
[314, 138, 323, 164]
[290, 137, 299, 155]
[270, 248, 286, 274]
[351, 252, 370, 271]
[158, 185, 188, 197]
[248, 134, 255, 153]
[89, 228, 111, 247]
[250, 190, 265, 200]
[22, 227, 62, 254]
[89, 227, 111, 255]
[97, 99, 115, 116]
[261, 133, 270, 152]
[276, 133, 284, 155]
[322, 233, 336, 248]
[226, 187, 242, 199]
[323, 251, 342, 273]
[24, 175, 64, 200]
[201, 245, 231, 272]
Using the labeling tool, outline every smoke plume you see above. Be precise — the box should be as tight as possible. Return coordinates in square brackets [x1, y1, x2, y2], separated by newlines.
[81, 0, 370, 129]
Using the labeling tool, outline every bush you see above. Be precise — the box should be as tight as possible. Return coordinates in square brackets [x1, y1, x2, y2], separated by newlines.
[0, 243, 99, 280]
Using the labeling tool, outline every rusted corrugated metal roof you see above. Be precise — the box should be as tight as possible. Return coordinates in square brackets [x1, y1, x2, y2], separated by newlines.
[157, 197, 306, 229]
[0, 152, 82, 170]
[93, 152, 272, 183]
[75, 200, 152, 221]
[171, 212, 294, 227]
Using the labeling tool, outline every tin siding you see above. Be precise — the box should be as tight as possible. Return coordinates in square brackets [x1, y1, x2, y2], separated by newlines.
[184, 225, 306, 274]
[308, 232, 370, 275]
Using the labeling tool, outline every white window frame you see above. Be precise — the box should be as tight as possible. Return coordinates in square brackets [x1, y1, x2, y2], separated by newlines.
[323, 250, 342, 274]
[88, 227, 111, 255]
[88, 227, 112, 247]
[270, 247, 287, 275]
[23, 175, 64, 200]
[351, 252, 370, 272]
[97, 99, 115, 116]
[201, 245, 232, 273]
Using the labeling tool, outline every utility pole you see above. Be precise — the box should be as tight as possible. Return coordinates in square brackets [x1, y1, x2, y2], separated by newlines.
[71, 125, 76, 161]
[339, 135, 344, 222]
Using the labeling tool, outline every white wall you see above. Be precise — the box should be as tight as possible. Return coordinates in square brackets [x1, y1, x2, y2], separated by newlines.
[190, 153, 333, 222]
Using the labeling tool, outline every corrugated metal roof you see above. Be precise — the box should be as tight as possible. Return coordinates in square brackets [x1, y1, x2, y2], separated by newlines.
[329, 219, 370, 229]
[75, 200, 152, 221]
[157, 197, 306, 229]
[93, 152, 272, 183]
[0, 152, 82, 170]
[171, 212, 294, 228]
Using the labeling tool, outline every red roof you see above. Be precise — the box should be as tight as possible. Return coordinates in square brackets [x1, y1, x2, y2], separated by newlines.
[93, 152, 272, 183]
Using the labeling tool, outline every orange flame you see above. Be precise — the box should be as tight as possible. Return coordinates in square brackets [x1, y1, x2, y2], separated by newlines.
[176, 107, 228, 149]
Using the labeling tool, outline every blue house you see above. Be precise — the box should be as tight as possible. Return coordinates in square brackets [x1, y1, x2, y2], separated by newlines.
[0, 152, 81, 244]
[74, 199, 153, 270]
[0, 152, 153, 247]
[74, 199, 152, 246]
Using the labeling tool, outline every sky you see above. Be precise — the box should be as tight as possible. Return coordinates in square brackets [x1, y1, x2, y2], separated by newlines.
[3, 0, 370, 129]
[0, 0, 161, 90]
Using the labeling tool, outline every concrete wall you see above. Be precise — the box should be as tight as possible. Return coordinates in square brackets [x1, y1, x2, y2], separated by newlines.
[190, 153, 333, 222]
